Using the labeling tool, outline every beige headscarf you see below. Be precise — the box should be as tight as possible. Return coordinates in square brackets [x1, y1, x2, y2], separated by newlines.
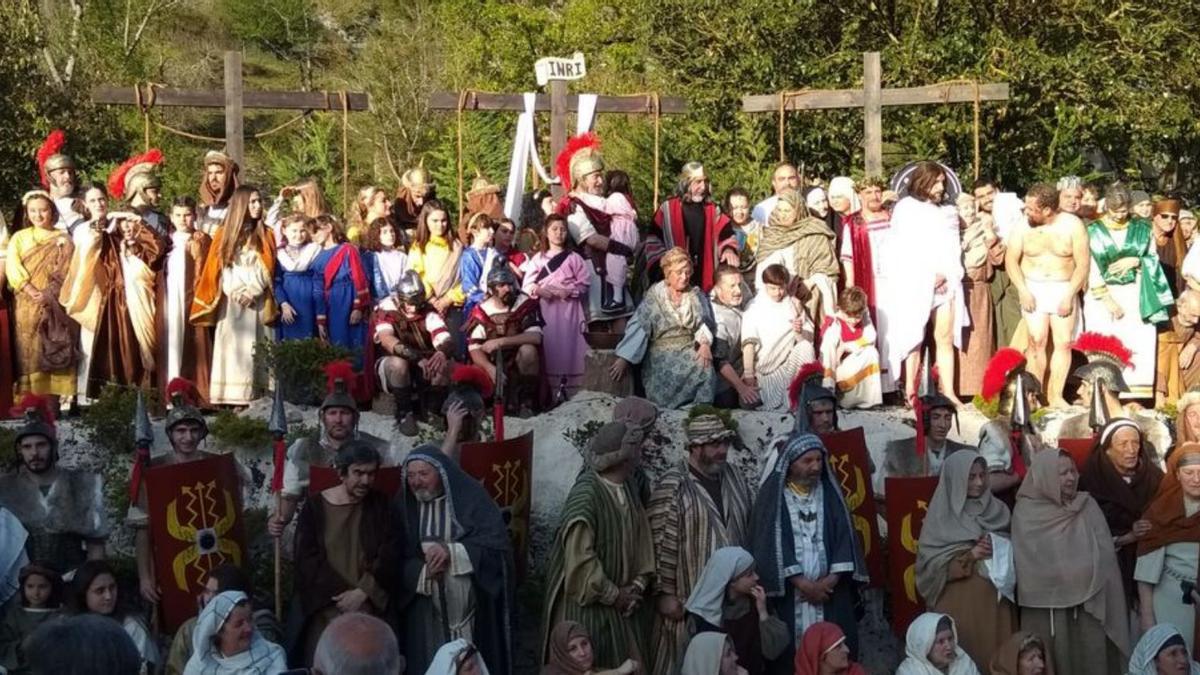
[758, 190, 833, 262]
[1012, 450, 1130, 657]
[915, 451, 1010, 606]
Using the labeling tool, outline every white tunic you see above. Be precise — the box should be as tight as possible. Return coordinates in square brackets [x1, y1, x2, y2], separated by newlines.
[209, 247, 270, 405]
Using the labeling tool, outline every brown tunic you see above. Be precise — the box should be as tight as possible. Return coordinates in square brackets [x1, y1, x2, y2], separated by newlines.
[931, 550, 1017, 667]
[957, 240, 1003, 396]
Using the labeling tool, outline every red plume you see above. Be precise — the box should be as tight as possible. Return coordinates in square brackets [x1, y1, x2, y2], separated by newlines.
[165, 377, 198, 407]
[451, 363, 495, 400]
[107, 149, 163, 200]
[788, 361, 826, 411]
[981, 348, 1026, 402]
[36, 129, 67, 189]
[323, 360, 357, 392]
[1072, 331, 1133, 367]
[10, 394, 56, 427]
[555, 132, 600, 187]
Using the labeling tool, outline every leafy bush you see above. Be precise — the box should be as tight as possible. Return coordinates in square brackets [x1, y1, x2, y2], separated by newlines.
[254, 338, 354, 405]
[79, 384, 162, 458]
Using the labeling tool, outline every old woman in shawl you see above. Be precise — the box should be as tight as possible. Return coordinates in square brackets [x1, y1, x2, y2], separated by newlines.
[897, 613, 981, 675]
[754, 190, 839, 323]
[683, 546, 789, 675]
[794, 622, 866, 675]
[542, 621, 637, 675]
[1127, 624, 1200, 675]
[916, 451, 1016, 666]
[748, 433, 865, 662]
[183, 590, 286, 675]
[1135, 442, 1200, 651]
[681, 632, 746, 675]
[1013, 450, 1129, 674]
[611, 247, 716, 408]
[987, 631, 1053, 675]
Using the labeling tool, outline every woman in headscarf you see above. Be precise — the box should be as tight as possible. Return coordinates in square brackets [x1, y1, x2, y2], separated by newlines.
[683, 547, 788, 675]
[182, 590, 285, 674]
[988, 632, 1053, 675]
[896, 613, 981, 675]
[680, 632, 746, 675]
[916, 451, 1016, 666]
[794, 622, 866, 675]
[754, 190, 839, 323]
[426, 639, 489, 675]
[1126, 624, 1200, 675]
[1135, 442, 1200, 652]
[542, 621, 637, 675]
[1013, 450, 1129, 674]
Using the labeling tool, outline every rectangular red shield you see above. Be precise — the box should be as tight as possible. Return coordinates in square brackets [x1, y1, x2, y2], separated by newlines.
[1057, 436, 1096, 471]
[145, 454, 246, 633]
[822, 427, 884, 587]
[884, 475, 940, 636]
[309, 465, 404, 496]
[460, 431, 533, 577]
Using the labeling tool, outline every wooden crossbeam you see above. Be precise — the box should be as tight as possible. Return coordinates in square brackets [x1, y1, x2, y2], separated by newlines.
[428, 91, 688, 115]
[92, 86, 370, 111]
[741, 82, 1010, 113]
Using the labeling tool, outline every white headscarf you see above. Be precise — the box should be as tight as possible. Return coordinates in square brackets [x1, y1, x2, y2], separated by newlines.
[1127, 624, 1200, 675]
[684, 547, 755, 627]
[895, 613, 981, 675]
[184, 591, 286, 675]
[828, 176, 861, 213]
[425, 639, 491, 675]
[681, 632, 729, 675]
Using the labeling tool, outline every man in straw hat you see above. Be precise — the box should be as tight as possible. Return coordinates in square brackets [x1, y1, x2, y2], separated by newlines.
[646, 406, 753, 675]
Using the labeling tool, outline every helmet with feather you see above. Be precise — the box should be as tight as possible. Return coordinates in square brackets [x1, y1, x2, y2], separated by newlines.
[164, 378, 206, 435]
[788, 362, 837, 434]
[981, 348, 1043, 418]
[1071, 332, 1132, 393]
[555, 133, 604, 190]
[321, 361, 360, 415]
[11, 395, 58, 462]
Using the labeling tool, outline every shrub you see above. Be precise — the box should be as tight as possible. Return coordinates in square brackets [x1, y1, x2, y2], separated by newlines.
[254, 338, 354, 405]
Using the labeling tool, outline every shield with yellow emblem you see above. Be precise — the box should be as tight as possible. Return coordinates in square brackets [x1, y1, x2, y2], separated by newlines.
[884, 475, 939, 635]
[460, 431, 533, 577]
[145, 453, 246, 633]
[822, 427, 884, 587]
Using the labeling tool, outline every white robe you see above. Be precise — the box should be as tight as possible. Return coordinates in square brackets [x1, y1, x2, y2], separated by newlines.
[1082, 226, 1158, 395]
[741, 294, 813, 411]
[209, 247, 270, 405]
[840, 214, 897, 391]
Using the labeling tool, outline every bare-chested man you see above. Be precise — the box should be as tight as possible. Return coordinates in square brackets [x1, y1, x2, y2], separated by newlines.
[1006, 183, 1091, 407]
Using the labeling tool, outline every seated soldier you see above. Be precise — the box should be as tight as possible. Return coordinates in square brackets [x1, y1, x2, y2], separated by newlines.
[465, 265, 544, 417]
[374, 270, 454, 436]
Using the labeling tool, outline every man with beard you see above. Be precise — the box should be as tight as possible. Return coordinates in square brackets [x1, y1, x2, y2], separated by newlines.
[196, 150, 240, 236]
[34, 130, 86, 232]
[1006, 183, 1090, 407]
[1152, 198, 1188, 404]
[1169, 289, 1200, 391]
[975, 178, 1022, 349]
[646, 408, 753, 675]
[710, 264, 759, 409]
[0, 395, 108, 574]
[267, 364, 392, 538]
[397, 444, 515, 675]
[292, 441, 396, 665]
[758, 364, 844, 487]
[750, 433, 866, 663]
[650, 162, 739, 292]
[465, 265, 544, 417]
[374, 269, 453, 436]
[751, 162, 800, 226]
[108, 149, 167, 234]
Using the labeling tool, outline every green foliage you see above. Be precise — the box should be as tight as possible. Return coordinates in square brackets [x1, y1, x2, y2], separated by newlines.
[208, 411, 274, 452]
[0, 426, 16, 469]
[687, 403, 739, 432]
[260, 116, 348, 217]
[254, 338, 354, 405]
[79, 384, 162, 458]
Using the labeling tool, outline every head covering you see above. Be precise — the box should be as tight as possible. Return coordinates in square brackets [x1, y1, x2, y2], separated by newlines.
[183, 590, 285, 675]
[612, 396, 658, 437]
[426, 639, 492, 675]
[543, 621, 591, 675]
[1154, 199, 1183, 217]
[750, 433, 866, 598]
[1127, 624, 1200, 675]
[684, 546, 755, 627]
[767, 190, 802, 228]
[897, 613, 977, 675]
[685, 413, 736, 446]
[1082, 418, 1162, 572]
[981, 348, 1041, 411]
[486, 262, 518, 291]
[108, 149, 164, 202]
[394, 269, 428, 305]
[788, 362, 837, 434]
[12, 394, 57, 448]
[36, 129, 74, 190]
[164, 378, 206, 432]
[1131, 190, 1152, 206]
[1071, 332, 1133, 393]
[443, 363, 492, 420]
[916, 451, 1011, 606]
[827, 176, 861, 213]
[199, 150, 240, 207]
[320, 361, 359, 414]
[555, 133, 604, 189]
[805, 187, 828, 214]
[680, 632, 728, 675]
[988, 631, 1054, 675]
[1012, 450, 1130, 656]
[794, 622, 867, 675]
[1183, 209, 1196, 221]
[401, 166, 435, 195]
[1138, 442, 1200, 556]
[587, 421, 643, 472]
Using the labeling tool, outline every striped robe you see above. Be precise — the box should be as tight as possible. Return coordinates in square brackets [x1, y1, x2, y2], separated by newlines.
[647, 462, 753, 675]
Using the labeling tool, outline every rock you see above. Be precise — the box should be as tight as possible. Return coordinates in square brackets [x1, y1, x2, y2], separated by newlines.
[581, 349, 633, 398]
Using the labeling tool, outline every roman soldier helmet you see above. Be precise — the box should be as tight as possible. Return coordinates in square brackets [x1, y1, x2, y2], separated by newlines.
[555, 132, 604, 190]
[486, 261, 518, 292]
[11, 394, 58, 457]
[400, 165, 435, 197]
[442, 363, 493, 421]
[788, 362, 837, 434]
[107, 149, 164, 202]
[36, 130, 75, 190]
[1071, 332, 1132, 394]
[164, 378, 206, 434]
[320, 361, 359, 414]
[466, 172, 501, 199]
[980, 348, 1043, 418]
[394, 269, 427, 306]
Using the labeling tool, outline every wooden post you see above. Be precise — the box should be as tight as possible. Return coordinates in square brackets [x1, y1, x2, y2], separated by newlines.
[549, 80, 568, 197]
[223, 51, 245, 167]
[863, 52, 883, 176]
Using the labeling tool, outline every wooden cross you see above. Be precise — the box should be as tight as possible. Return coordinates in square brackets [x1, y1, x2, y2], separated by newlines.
[428, 81, 689, 198]
[742, 52, 1009, 176]
[91, 51, 370, 168]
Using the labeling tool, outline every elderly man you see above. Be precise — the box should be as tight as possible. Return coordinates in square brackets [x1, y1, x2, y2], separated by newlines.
[313, 613, 404, 675]
[195, 150, 239, 235]
[1171, 289, 1200, 391]
[651, 162, 739, 291]
[35, 130, 86, 232]
[293, 441, 396, 665]
[647, 408, 753, 675]
[751, 162, 801, 225]
[0, 396, 107, 573]
[542, 398, 658, 670]
[710, 264, 758, 409]
[398, 444, 515, 675]
[1005, 183, 1090, 407]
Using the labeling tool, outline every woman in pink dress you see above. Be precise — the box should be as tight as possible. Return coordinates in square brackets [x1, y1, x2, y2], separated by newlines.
[522, 213, 590, 399]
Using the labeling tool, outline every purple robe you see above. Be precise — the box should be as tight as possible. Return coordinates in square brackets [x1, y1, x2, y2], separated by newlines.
[521, 250, 589, 390]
